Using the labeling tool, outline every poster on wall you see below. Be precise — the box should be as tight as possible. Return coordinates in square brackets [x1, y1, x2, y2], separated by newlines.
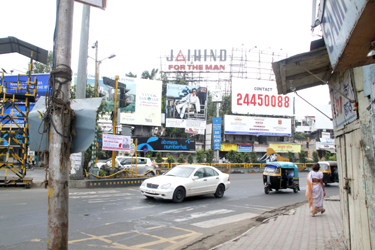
[224, 115, 291, 136]
[102, 134, 131, 152]
[134, 137, 195, 152]
[165, 83, 207, 134]
[232, 79, 293, 116]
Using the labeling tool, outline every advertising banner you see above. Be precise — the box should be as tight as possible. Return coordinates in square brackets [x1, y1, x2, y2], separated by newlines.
[268, 143, 301, 153]
[134, 137, 195, 152]
[165, 83, 207, 132]
[224, 115, 291, 136]
[232, 79, 293, 116]
[213, 117, 222, 150]
[237, 144, 253, 152]
[220, 143, 237, 152]
[102, 134, 131, 152]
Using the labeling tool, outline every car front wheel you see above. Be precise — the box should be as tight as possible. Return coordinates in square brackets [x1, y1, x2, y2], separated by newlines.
[172, 187, 185, 203]
[214, 184, 225, 198]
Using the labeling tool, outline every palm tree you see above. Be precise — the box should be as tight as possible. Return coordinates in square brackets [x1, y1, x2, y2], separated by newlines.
[141, 68, 159, 80]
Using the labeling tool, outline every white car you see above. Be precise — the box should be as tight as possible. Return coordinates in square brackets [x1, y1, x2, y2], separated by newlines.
[140, 165, 230, 202]
[97, 157, 156, 176]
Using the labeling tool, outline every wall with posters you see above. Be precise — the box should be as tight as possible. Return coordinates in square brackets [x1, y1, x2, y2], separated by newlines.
[224, 115, 291, 136]
[165, 83, 207, 134]
[232, 79, 293, 116]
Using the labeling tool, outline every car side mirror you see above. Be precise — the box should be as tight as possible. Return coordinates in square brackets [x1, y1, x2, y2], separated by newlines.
[192, 176, 199, 180]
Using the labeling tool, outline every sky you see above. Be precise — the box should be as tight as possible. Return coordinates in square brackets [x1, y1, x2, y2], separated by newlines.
[0, 0, 331, 118]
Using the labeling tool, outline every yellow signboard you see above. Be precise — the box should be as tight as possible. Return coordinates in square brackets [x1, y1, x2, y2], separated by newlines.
[269, 143, 301, 153]
[220, 143, 237, 152]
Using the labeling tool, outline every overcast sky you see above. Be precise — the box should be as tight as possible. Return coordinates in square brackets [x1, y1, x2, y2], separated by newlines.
[0, 0, 331, 118]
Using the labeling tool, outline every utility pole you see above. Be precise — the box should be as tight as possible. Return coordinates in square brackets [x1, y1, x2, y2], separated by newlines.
[75, 4, 90, 180]
[47, 0, 74, 249]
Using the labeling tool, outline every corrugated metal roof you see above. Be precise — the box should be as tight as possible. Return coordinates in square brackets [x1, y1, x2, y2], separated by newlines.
[0, 36, 48, 64]
[272, 47, 332, 95]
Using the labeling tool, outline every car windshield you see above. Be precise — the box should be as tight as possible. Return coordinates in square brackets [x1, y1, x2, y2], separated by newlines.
[319, 163, 330, 171]
[264, 166, 280, 174]
[165, 167, 195, 178]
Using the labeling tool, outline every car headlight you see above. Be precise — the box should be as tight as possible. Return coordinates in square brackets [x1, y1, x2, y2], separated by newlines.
[160, 183, 171, 189]
[141, 181, 147, 187]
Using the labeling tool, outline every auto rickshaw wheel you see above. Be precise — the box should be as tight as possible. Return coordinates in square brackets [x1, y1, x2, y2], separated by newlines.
[264, 187, 270, 194]
[293, 187, 298, 193]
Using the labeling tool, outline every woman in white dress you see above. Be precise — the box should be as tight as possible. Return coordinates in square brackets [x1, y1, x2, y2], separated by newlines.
[306, 163, 326, 217]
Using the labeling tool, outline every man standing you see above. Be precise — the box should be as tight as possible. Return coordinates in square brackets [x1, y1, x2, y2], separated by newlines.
[176, 88, 200, 119]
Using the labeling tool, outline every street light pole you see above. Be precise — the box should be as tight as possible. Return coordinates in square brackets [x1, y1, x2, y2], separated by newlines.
[93, 41, 99, 97]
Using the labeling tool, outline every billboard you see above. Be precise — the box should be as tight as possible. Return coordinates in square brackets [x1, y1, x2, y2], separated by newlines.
[212, 117, 222, 150]
[119, 78, 162, 126]
[133, 136, 195, 152]
[232, 79, 293, 116]
[224, 115, 291, 136]
[268, 143, 301, 153]
[75, 75, 162, 127]
[165, 83, 207, 134]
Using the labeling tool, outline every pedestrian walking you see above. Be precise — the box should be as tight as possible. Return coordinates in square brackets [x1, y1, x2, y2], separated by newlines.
[306, 163, 326, 217]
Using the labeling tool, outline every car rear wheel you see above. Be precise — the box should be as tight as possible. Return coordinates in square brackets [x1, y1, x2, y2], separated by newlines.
[172, 187, 185, 203]
[214, 184, 225, 198]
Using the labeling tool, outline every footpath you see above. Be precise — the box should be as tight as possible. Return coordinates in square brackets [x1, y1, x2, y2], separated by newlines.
[211, 195, 347, 250]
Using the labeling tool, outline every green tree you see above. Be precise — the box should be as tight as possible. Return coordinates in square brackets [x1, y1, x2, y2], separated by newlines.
[187, 154, 194, 164]
[235, 152, 245, 163]
[243, 152, 250, 163]
[31, 51, 53, 73]
[250, 151, 257, 163]
[166, 153, 175, 165]
[145, 150, 154, 159]
[177, 154, 185, 163]
[324, 151, 331, 161]
[294, 132, 306, 140]
[205, 149, 214, 163]
[226, 150, 236, 163]
[126, 72, 137, 78]
[287, 151, 294, 162]
[313, 151, 319, 162]
[141, 68, 159, 80]
[155, 152, 163, 163]
[196, 149, 206, 163]
[298, 150, 307, 163]
[329, 154, 337, 161]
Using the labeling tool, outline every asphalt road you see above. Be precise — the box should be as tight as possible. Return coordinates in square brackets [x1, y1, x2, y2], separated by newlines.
[0, 171, 339, 250]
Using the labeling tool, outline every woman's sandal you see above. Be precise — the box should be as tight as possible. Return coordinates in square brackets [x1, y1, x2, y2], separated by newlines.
[321, 209, 326, 214]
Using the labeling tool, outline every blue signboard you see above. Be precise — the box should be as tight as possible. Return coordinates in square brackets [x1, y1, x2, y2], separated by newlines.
[213, 117, 222, 150]
[0, 74, 49, 126]
[237, 144, 253, 152]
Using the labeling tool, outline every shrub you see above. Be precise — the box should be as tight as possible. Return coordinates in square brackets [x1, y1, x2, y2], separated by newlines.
[250, 151, 257, 163]
[205, 149, 214, 163]
[177, 154, 185, 163]
[312, 151, 319, 162]
[187, 154, 194, 164]
[156, 152, 163, 163]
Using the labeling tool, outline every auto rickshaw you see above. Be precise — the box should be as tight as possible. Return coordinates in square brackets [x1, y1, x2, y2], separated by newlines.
[263, 161, 300, 194]
[318, 161, 339, 185]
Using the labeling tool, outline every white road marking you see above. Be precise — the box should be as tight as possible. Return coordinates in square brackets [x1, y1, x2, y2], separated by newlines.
[191, 212, 258, 228]
[159, 207, 197, 215]
[70, 193, 134, 199]
[175, 209, 234, 222]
